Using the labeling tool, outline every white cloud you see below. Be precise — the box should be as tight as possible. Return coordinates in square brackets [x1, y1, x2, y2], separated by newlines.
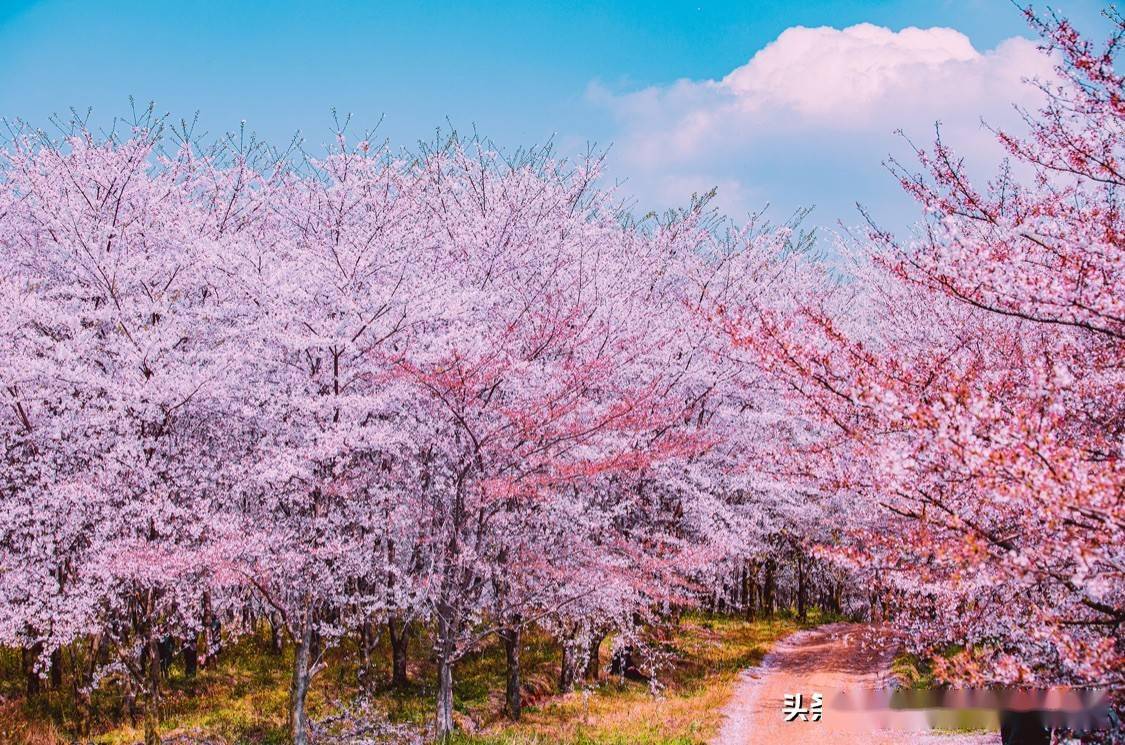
[593, 24, 1056, 225]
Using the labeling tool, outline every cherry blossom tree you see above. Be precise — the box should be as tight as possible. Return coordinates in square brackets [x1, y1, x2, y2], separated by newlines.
[716, 6, 1124, 690]
[0, 115, 254, 744]
[382, 140, 720, 737]
[209, 130, 428, 745]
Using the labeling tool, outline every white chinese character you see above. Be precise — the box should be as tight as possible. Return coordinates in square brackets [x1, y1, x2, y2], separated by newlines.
[810, 692, 823, 721]
[783, 692, 824, 722]
[783, 693, 810, 722]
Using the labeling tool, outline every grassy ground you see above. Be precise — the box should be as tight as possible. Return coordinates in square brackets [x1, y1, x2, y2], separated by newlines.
[890, 651, 936, 690]
[0, 613, 811, 744]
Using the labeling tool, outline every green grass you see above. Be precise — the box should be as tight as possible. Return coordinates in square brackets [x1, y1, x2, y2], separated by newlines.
[447, 613, 806, 745]
[891, 651, 936, 690]
[1, 612, 816, 745]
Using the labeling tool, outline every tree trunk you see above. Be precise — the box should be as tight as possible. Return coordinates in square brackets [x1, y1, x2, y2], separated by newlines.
[559, 638, 578, 693]
[49, 648, 62, 689]
[585, 632, 605, 681]
[143, 628, 161, 745]
[22, 643, 42, 697]
[158, 636, 174, 678]
[310, 629, 322, 669]
[126, 688, 138, 727]
[739, 563, 749, 616]
[745, 561, 757, 619]
[269, 612, 284, 655]
[763, 559, 776, 617]
[209, 615, 222, 660]
[201, 593, 216, 667]
[289, 623, 314, 745]
[499, 623, 521, 720]
[359, 620, 372, 668]
[76, 634, 102, 738]
[610, 646, 624, 676]
[797, 557, 808, 622]
[388, 615, 410, 689]
[610, 645, 645, 680]
[434, 604, 457, 741]
[183, 635, 198, 678]
[435, 654, 455, 740]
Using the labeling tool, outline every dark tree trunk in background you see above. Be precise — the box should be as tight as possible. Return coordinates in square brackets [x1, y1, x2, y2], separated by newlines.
[269, 612, 284, 655]
[870, 588, 882, 622]
[359, 620, 372, 668]
[23, 643, 42, 697]
[126, 689, 138, 727]
[797, 558, 808, 622]
[739, 563, 749, 616]
[211, 615, 222, 658]
[201, 592, 221, 667]
[609, 646, 647, 682]
[50, 648, 62, 689]
[388, 615, 410, 689]
[158, 636, 174, 678]
[745, 562, 758, 619]
[310, 629, 322, 669]
[76, 634, 103, 738]
[183, 636, 198, 678]
[763, 559, 776, 617]
[499, 622, 521, 720]
[201, 594, 212, 667]
[585, 632, 605, 681]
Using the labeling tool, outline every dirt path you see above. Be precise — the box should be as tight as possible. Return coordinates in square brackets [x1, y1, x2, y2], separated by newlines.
[712, 623, 998, 745]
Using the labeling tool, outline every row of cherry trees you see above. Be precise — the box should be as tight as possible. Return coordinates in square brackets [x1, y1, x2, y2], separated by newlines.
[1, 6, 1120, 745]
[0, 117, 833, 743]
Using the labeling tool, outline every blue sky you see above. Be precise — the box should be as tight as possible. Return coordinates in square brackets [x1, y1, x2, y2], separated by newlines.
[0, 0, 1111, 234]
